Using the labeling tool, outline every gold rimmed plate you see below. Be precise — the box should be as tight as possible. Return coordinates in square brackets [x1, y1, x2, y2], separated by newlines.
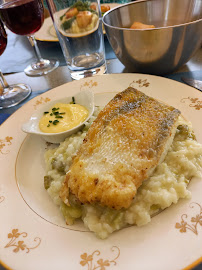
[0, 74, 202, 270]
[35, 3, 121, 42]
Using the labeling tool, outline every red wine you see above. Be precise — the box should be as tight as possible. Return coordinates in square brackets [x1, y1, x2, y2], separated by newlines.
[0, 0, 44, 35]
[0, 20, 7, 55]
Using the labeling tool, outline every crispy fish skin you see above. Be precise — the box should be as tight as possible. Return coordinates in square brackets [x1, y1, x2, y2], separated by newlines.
[60, 87, 181, 210]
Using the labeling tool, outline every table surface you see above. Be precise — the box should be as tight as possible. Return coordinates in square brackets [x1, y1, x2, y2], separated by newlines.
[1, 30, 202, 119]
[0, 25, 202, 270]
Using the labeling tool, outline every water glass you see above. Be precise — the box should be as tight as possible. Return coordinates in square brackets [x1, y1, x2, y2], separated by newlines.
[46, 0, 107, 80]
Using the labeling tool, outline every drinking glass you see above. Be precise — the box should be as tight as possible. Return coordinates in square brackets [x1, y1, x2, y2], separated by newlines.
[46, 0, 106, 80]
[0, 19, 31, 109]
[0, 0, 59, 77]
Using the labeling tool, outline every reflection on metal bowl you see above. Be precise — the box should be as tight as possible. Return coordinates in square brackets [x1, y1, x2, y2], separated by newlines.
[103, 0, 202, 75]
[123, 28, 173, 64]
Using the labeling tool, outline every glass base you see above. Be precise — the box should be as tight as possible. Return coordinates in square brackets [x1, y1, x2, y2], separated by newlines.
[70, 63, 107, 80]
[0, 84, 31, 109]
[24, 59, 59, 77]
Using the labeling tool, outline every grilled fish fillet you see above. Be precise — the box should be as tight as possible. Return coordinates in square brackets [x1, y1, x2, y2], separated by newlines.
[60, 87, 181, 210]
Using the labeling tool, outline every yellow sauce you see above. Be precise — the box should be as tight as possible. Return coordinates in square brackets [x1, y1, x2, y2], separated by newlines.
[39, 103, 89, 133]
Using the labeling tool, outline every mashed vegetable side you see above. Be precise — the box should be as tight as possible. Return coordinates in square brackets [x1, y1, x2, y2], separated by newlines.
[60, 1, 99, 35]
[39, 103, 89, 133]
[44, 108, 202, 239]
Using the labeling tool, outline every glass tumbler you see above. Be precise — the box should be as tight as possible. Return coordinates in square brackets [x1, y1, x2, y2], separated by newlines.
[46, 0, 107, 80]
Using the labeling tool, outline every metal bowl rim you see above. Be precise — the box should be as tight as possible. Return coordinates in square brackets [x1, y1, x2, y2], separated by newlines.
[102, 0, 202, 31]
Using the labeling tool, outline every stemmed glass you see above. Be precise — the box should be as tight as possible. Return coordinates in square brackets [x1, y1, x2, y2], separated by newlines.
[0, 0, 59, 77]
[0, 19, 31, 109]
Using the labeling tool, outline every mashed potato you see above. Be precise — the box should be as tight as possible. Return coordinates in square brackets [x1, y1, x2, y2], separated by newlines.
[44, 108, 202, 239]
[70, 13, 98, 34]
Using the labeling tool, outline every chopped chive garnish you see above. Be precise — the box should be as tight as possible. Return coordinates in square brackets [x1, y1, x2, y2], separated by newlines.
[70, 96, 75, 104]
[59, 112, 65, 115]
[53, 120, 59, 125]
[49, 120, 52, 123]
[53, 111, 59, 115]
[47, 124, 50, 127]
[52, 107, 59, 111]
[55, 115, 63, 119]
[50, 113, 53, 116]
[44, 111, 49, 114]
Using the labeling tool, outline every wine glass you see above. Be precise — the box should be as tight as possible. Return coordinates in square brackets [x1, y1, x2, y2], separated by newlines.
[0, 0, 59, 77]
[0, 19, 31, 109]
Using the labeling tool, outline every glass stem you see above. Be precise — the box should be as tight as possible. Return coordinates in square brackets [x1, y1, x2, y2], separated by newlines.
[27, 35, 42, 62]
[0, 70, 9, 96]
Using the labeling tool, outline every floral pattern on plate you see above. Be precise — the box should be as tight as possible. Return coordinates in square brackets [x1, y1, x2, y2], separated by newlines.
[0, 136, 13, 154]
[80, 246, 120, 270]
[175, 202, 202, 235]
[5, 229, 41, 254]
[181, 97, 202, 110]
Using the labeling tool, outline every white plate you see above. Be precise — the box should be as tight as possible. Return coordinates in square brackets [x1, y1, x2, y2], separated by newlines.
[35, 16, 58, 42]
[35, 3, 121, 42]
[0, 74, 202, 270]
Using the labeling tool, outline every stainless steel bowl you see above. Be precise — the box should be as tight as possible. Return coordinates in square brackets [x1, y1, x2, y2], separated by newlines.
[103, 0, 202, 75]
